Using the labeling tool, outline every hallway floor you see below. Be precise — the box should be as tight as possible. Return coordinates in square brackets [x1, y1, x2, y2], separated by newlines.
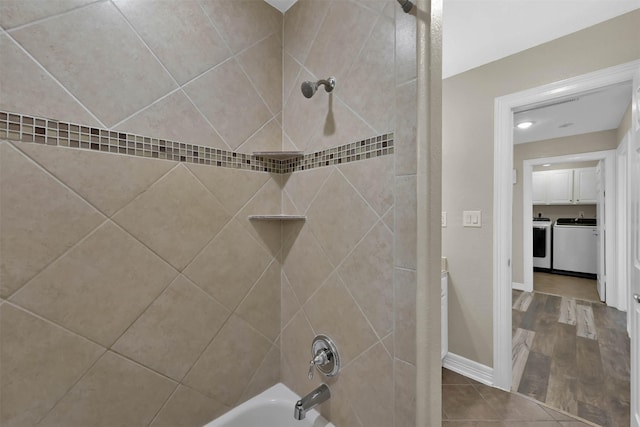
[442, 368, 593, 426]
[511, 290, 630, 426]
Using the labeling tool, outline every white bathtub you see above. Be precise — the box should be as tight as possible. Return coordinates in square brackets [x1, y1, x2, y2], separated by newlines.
[203, 383, 335, 427]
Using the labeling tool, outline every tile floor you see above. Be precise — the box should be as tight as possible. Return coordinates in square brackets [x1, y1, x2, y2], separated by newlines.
[442, 368, 594, 426]
[533, 272, 600, 303]
[511, 290, 630, 426]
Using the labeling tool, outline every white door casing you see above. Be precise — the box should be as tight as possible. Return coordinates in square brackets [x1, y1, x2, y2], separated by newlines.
[629, 65, 640, 427]
[493, 60, 639, 391]
[596, 160, 606, 301]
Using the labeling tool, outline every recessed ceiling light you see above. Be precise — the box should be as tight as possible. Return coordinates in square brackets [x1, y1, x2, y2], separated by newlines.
[542, 164, 551, 167]
[516, 121, 534, 129]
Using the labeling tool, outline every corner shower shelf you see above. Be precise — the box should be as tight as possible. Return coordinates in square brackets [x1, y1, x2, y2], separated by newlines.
[252, 151, 304, 160]
[248, 215, 306, 221]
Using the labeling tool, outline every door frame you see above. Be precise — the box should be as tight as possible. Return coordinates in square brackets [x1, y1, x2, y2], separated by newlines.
[492, 59, 639, 390]
[522, 151, 616, 301]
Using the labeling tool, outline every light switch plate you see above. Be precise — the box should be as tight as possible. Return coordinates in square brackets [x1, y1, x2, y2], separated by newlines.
[442, 212, 447, 227]
[463, 210, 481, 227]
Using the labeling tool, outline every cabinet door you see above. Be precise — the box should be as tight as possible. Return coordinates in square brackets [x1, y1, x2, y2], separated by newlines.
[532, 171, 548, 204]
[547, 169, 573, 204]
[574, 167, 597, 204]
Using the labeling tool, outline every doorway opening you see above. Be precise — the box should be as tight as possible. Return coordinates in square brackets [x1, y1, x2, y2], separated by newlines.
[492, 61, 639, 424]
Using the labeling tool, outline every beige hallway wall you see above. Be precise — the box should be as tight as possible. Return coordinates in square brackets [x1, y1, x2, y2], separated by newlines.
[442, 9, 640, 366]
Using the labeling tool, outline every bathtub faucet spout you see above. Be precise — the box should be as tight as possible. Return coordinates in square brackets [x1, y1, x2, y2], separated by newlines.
[294, 384, 330, 420]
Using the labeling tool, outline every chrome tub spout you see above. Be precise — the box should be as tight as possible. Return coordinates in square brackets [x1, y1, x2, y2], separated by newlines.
[294, 384, 331, 420]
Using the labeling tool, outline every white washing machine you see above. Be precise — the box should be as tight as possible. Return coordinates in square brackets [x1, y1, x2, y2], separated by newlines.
[552, 218, 597, 275]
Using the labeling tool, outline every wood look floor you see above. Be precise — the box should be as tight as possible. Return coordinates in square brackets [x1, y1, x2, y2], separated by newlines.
[511, 290, 630, 427]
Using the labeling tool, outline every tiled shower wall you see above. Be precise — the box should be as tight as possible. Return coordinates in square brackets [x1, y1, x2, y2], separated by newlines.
[0, 1, 419, 427]
[280, 1, 418, 426]
[1, 140, 282, 427]
[0, 0, 283, 152]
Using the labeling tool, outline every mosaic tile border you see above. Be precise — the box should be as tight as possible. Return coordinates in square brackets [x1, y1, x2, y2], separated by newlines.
[0, 111, 393, 173]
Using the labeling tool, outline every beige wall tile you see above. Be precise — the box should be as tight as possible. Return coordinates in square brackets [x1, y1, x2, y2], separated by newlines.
[304, 2, 377, 84]
[236, 118, 283, 153]
[0, 34, 100, 127]
[183, 314, 271, 406]
[283, 53, 303, 109]
[0, 0, 95, 29]
[183, 219, 272, 311]
[339, 221, 394, 338]
[339, 342, 394, 427]
[186, 163, 269, 215]
[236, 177, 283, 257]
[183, 59, 271, 150]
[0, 304, 104, 427]
[395, 175, 417, 269]
[395, 268, 417, 364]
[281, 274, 301, 329]
[113, 0, 230, 85]
[282, 166, 333, 214]
[11, 221, 177, 347]
[282, 226, 334, 305]
[112, 275, 230, 381]
[382, 206, 395, 231]
[238, 343, 281, 404]
[18, 143, 176, 217]
[115, 91, 227, 149]
[199, 0, 282, 55]
[38, 352, 176, 427]
[283, 0, 331, 65]
[394, 359, 417, 427]
[305, 95, 376, 151]
[304, 273, 378, 365]
[280, 309, 318, 396]
[395, 80, 418, 176]
[113, 165, 230, 271]
[236, 260, 281, 341]
[340, 14, 395, 133]
[10, 2, 176, 127]
[306, 170, 378, 267]
[0, 142, 104, 298]
[338, 155, 394, 217]
[395, 6, 417, 84]
[150, 385, 229, 427]
[238, 34, 283, 114]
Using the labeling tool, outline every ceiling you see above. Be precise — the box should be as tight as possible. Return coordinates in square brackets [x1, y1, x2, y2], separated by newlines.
[441, 0, 638, 144]
[513, 81, 632, 144]
[442, 0, 639, 78]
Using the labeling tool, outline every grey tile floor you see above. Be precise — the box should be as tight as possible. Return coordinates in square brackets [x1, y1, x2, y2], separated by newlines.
[442, 368, 595, 426]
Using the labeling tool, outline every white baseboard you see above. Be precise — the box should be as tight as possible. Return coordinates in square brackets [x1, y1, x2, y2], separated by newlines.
[512, 282, 531, 292]
[442, 352, 494, 387]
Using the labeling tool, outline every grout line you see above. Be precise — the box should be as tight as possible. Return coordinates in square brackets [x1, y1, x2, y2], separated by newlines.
[5, 0, 105, 32]
[3, 33, 106, 128]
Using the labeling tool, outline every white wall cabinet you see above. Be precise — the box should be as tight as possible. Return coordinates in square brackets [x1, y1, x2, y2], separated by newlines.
[573, 167, 598, 204]
[532, 167, 597, 205]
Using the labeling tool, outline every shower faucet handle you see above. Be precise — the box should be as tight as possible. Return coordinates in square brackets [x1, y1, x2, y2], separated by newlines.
[307, 335, 340, 380]
[308, 349, 330, 380]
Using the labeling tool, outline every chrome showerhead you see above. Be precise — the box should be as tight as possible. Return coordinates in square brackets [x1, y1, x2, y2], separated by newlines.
[301, 77, 336, 98]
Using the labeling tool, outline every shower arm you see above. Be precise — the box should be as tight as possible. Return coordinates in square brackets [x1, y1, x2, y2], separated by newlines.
[317, 77, 336, 92]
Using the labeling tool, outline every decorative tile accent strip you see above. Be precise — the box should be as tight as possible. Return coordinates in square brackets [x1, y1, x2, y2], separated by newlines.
[0, 111, 392, 173]
[280, 134, 394, 173]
